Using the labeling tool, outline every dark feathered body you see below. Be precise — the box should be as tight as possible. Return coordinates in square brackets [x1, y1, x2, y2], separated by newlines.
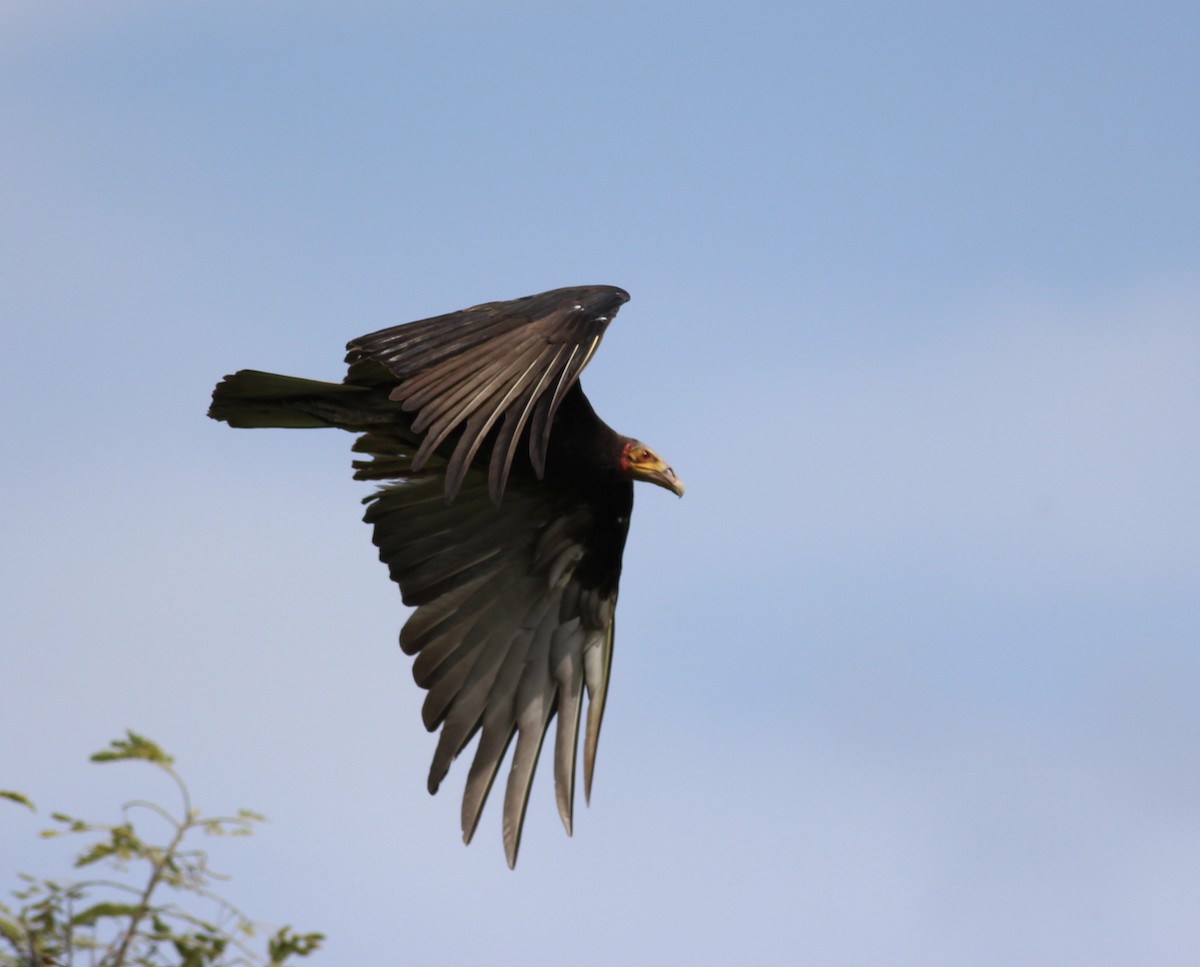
[208, 285, 678, 867]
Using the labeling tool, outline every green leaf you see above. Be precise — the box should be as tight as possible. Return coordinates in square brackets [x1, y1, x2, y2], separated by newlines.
[0, 790, 34, 811]
[74, 824, 146, 868]
[0, 916, 22, 943]
[268, 927, 325, 963]
[69, 901, 143, 926]
[47, 812, 88, 833]
[90, 730, 174, 766]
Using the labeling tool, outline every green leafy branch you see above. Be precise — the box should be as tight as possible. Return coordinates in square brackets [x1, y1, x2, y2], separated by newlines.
[1, 732, 323, 967]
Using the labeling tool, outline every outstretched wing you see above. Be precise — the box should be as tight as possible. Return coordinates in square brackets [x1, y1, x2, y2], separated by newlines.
[345, 285, 629, 504]
[354, 429, 631, 868]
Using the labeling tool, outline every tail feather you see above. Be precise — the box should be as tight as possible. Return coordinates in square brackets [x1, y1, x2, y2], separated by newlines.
[208, 370, 373, 429]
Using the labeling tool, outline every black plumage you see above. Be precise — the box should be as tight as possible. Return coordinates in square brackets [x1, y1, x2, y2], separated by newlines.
[209, 284, 683, 867]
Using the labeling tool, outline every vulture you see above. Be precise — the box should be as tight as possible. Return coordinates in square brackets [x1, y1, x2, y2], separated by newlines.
[208, 284, 683, 867]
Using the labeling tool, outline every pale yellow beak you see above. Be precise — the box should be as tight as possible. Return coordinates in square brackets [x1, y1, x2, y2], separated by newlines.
[637, 459, 684, 497]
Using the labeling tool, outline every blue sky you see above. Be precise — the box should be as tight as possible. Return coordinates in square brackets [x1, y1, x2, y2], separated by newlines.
[2, 2, 1198, 964]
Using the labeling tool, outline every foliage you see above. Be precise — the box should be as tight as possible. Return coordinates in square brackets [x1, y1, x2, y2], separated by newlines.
[0, 732, 323, 966]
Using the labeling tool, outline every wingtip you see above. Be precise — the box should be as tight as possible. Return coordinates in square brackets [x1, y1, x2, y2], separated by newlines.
[427, 763, 444, 796]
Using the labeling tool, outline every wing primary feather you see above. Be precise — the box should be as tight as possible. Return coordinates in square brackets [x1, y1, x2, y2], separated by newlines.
[400, 570, 493, 655]
[427, 658, 497, 795]
[427, 590, 528, 794]
[500, 607, 559, 867]
[411, 586, 501, 691]
[527, 342, 579, 477]
[420, 575, 521, 730]
[582, 621, 615, 805]
[551, 622, 585, 834]
[459, 720, 517, 847]
[411, 336, 539, 428]
[442, 353, 547, 503]
[460, 590, 555, 846]
[402, 350, 497, 419]
[459, 650, 527, 843]
[409, 347, 538, 470]
[348, 300, 536, 378]
[529, 334, 602, 476]
[488, 345, 566, 502]
[418, 632, 487, 727]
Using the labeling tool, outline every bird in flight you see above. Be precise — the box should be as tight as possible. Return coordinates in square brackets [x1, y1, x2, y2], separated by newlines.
[209, 285, 683, 867]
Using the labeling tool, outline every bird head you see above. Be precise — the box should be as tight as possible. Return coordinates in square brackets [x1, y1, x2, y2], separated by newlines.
[620, 441, 684, 496]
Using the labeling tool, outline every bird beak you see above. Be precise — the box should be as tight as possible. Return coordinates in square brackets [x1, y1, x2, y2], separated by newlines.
[626, 445, 685, 497]
[649, 464, 685, 497]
